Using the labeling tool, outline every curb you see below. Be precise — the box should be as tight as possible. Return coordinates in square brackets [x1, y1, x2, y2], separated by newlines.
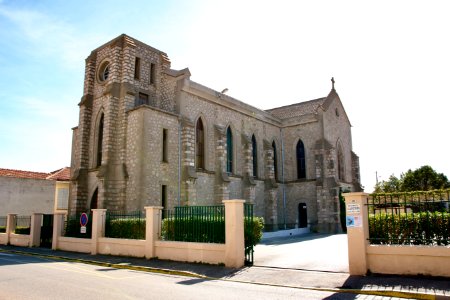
[1, 248, 446, 300]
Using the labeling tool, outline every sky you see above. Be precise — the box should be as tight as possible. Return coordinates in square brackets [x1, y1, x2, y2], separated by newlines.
[0, 0, 449, 192]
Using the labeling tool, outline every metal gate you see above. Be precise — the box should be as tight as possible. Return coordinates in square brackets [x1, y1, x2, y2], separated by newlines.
[40, 214, 53, 248]
[244, 203, 254, 266]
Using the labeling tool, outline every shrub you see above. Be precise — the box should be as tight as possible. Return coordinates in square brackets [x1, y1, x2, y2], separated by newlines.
[0, 226, 6, 233]
[245, 217, 264, 247]
[369, 212, 450, 246]
[14, 226, 30, 235]
[105, 218, 146, 239]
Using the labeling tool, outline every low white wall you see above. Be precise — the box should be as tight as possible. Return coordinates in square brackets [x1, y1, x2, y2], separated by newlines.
[367, 245, 450, 277]
[155, 241, 226, 265]
[0, 233, 7, 245]
[9, 234, 30, 247]
[56, 237, 91, 253]
[98, 238, 145, 258]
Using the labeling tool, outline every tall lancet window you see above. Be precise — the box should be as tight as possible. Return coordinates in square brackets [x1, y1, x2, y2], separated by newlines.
[226, 127, 233, 174]
[96, 113, 104, 167]
[196, 118, 205, 169]
[296, 139, 306, 179]
[337, 143, 345, 181]
[252, 135, 257, 177]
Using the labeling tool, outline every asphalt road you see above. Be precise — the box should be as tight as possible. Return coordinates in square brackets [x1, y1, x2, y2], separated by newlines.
[0, 252, 369, 300]
[255, 233, 349, 272]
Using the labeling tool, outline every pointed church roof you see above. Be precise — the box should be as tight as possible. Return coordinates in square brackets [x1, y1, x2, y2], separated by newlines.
[265, 97, 327, 119]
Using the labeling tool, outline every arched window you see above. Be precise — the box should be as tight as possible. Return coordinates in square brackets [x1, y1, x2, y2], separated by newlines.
[195, 118, 205, 169]
[296, 140, 306, 179]
[272, 141, 278, 181]
[337, 143, 344, 181]
[226, 127, 233, 174]
[252, 135, 257, 178]
[96, 113, 104, 167]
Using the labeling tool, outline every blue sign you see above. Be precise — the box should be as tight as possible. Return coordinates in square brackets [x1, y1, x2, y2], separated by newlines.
[346, 216, 355, 227]
[80, 213, 89, 227]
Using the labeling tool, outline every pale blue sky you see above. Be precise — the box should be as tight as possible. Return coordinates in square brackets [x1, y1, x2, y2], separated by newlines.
[0, 0, 449, 191]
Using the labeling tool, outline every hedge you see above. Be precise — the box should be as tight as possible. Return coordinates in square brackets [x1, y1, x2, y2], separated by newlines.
[105, 219, 145, 240]
[14, 226, 30, 235]
[0, 226, 6, 233]
[369, 212, 450, 246]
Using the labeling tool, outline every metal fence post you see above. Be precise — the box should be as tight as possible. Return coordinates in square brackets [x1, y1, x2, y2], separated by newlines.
[344, 192, 370, 275]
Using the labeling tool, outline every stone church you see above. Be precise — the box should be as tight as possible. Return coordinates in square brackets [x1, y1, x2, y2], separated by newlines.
[69, 34, 362, 233]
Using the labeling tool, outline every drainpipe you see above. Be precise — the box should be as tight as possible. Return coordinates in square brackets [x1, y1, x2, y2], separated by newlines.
[178, 120, 181, 206]
[280, 128, 286, 230]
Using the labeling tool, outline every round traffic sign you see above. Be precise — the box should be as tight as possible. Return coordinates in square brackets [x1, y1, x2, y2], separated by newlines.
[80, 213, 89, 227]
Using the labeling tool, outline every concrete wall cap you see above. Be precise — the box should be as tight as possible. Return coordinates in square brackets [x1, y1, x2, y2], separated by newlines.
[222, 199, 246, 204]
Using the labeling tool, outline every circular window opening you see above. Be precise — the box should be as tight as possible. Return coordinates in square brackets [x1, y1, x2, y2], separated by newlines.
[98, 61, 110, 82]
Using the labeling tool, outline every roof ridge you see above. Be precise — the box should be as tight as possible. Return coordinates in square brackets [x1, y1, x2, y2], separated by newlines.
[266, 97, 326, 112]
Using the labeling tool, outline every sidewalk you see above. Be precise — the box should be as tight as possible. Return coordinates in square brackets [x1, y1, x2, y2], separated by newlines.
[1, 245, 449, 299]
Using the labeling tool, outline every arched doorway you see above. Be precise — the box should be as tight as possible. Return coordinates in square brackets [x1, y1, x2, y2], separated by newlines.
[90, 188, 98, 210]
[298, 203, 307, 228]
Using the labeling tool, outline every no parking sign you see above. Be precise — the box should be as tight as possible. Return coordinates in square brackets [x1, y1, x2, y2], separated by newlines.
[80, 213, 88, 233]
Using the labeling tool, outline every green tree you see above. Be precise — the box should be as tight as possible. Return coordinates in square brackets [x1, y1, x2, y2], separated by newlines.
[374, 174, 401, 193]
[374, 166, 450, 192]
[401, 165, 450, 191]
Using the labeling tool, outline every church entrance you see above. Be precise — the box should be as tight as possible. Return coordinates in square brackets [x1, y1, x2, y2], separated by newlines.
[90, 188, 98, 209]
[298, 203, 307, 228]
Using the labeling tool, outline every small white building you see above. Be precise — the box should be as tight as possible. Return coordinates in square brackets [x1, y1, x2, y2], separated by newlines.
[0, 167, 70, 216]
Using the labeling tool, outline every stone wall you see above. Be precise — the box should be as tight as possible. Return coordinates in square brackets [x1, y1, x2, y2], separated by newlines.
[125, 106, 180, 210]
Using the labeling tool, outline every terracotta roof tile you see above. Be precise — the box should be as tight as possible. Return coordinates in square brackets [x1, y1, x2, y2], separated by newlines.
[46, 167, 71, 181]
[0, 168, 49, 180]
[0, 167, 71, 181]
[266, 97, 326, 119]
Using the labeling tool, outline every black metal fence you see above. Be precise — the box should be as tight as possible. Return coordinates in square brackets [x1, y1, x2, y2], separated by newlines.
[161, 205, 225, 243]
[105, 210, 145, 239]
[244, 203, 254, 265]
[64, 212, 92, 238]
[15, 216, 31, 234]
[368, 190, 450, 245]
[0, 216, 6, 233]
